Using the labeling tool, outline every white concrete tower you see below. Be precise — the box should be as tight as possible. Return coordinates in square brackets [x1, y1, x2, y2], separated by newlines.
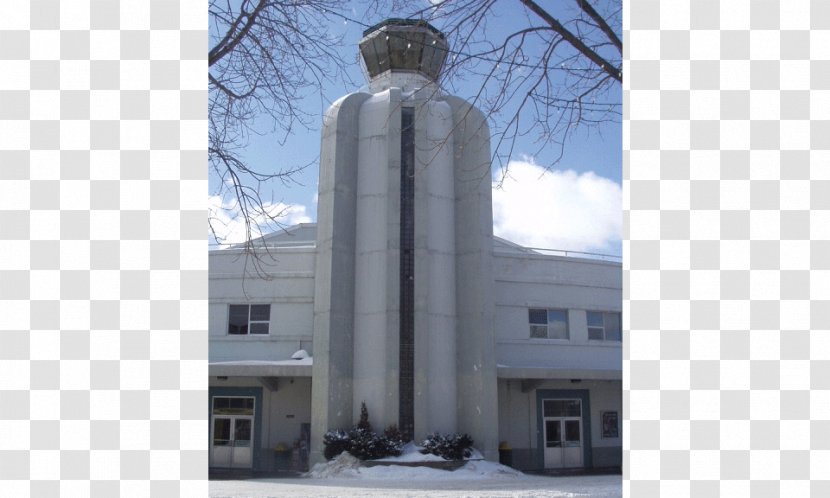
[310, 19, 498, 464]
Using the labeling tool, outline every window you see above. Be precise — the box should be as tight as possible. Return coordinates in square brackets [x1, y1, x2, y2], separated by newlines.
[528, 308, 569, 340]
[543, 399, 581, 417]
[228, 304, 270, 335]
[587, 311, 621, 341]
[212, 396, 255, 415]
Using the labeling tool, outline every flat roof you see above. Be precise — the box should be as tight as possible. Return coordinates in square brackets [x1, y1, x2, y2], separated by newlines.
[209, 359, 312, 377]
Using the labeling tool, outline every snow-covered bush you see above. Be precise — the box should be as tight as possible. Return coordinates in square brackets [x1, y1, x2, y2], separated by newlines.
[420, 432, 474, 460]
[382, 425, 406, 456]
[322, 429, 351, 460]
[322, 404, 404, 460]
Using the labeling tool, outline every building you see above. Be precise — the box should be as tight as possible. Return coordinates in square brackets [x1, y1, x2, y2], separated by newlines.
[208, 19, 622, 473]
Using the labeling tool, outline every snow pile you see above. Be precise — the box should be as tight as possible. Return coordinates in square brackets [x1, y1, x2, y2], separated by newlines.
[457, 460, 524, 478]
[374, 442, 446, 462]
[305, 445, 524, 481]
[341, 460, 523, 481]
[306, 452, 362, 479]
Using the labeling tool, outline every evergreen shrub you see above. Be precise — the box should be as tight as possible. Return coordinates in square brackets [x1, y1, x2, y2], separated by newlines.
[420, 432, 474, 460]
[322, 403, 405, 460]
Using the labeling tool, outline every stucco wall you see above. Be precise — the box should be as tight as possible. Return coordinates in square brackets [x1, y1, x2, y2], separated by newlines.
[493, 252, 622, 372]
[208, 248, 316, 362]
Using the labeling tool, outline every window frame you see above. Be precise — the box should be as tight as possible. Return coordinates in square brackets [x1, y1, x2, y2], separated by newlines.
[528, 308, 570, 340]
[586, 310, 621, 341]
[227, 304, 271, 336]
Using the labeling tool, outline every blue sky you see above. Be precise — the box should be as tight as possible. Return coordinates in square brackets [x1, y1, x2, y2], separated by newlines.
[209, 1, 622, 255]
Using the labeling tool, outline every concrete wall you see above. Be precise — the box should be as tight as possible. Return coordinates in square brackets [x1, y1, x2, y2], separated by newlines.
[208, 248, 315, 362]
[413, 96, 458, 439]
[310, 91, 372, 464]
[445, 95, 500, 462]
[352, 87, 401, 430]
[497, 379, 622, 470]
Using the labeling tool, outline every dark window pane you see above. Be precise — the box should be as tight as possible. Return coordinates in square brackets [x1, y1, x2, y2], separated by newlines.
[549, 400, 567, 417]
[250, 304, 270, 321]
[529, 309, 547, 324]
[545, 420, 561, 447]
[565, 420, 581, 442]
[587, 311, 603, 327]
[213, 418, 230, 445]
[543, 400, 555, 417]
[530, 325, 548, 338]
[228, 305, 249, 335]
[588, 327, 604, 340]
[213, 397, 230, 412]
[234, 419, 252, 443]
[228, 324, 247, 335]
[605, 312, 621, 341]
[565, 400, 581, 417]
[249, 322, 269, 334]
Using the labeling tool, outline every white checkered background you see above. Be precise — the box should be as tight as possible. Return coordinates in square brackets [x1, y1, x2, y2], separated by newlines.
[0, 1, 207, 496]
[625, 0, 829, 496]
[3, 0, 829, 497]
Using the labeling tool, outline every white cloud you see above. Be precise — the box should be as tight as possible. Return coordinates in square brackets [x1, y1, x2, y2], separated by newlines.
[208, 195, 312, 247]
[492, 159, 621, 255]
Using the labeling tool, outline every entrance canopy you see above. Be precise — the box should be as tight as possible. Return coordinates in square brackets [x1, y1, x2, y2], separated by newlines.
[209, 359, 312, 378]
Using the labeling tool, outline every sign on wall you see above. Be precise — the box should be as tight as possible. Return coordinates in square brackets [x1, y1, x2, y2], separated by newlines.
[601, 411, 619, 438]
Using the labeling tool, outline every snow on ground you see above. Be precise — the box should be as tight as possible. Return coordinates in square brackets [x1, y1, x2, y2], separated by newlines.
[210, 452, 621, 498]
[373, 442, 447, 462]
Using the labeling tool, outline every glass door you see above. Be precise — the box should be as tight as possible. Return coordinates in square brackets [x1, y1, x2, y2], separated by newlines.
[542, 399, 584, 468]
[230, 417, 252, 468]
[210, 397, 255, 468]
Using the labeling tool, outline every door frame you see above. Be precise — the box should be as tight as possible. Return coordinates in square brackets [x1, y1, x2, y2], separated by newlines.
[535, 389, 592, 469]
[209, 386, 263, 470]
[211, 413, 256, 468]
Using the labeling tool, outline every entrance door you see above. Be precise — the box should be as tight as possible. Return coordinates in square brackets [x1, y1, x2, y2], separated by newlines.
[542, 399, 584, 468]
[211, 397, 255, 468]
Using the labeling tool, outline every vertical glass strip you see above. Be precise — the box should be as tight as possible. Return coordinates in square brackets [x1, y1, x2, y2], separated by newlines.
[399, 107, 415, 440]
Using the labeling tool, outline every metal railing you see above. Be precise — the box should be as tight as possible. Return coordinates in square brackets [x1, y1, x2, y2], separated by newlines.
[499, 246, 622, 262]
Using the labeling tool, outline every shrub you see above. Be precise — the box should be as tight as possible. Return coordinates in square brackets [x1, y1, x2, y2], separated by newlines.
[356, 402, 372, 431]
[322, 404, 405, 460]
[322, 429, 350, 460]
[420, 432, 474, 460]
[346, 427, 384, 460]
[382, 424, 405, 456]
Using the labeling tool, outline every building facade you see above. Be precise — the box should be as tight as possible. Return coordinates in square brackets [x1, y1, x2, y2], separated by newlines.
[208, 19, 621, 472]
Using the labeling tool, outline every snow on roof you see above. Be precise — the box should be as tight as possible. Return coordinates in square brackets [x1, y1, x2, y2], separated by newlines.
[209, 358, 312, 367]
[209, 357, 313, 377]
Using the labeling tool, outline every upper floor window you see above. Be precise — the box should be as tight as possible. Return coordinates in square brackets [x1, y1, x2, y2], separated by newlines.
[529, 308, 569, 340]
[228, 304, 270, 335]
[587, 311, 621, 341]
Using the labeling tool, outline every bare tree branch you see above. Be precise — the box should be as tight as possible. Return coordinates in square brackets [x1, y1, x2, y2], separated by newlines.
[519, 0, 621, 82]
[208, 0, 354, 257]
[575, 0, 622, 54]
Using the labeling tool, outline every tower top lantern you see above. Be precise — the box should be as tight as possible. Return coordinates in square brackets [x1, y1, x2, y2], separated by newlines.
[359, 19, 449, 82]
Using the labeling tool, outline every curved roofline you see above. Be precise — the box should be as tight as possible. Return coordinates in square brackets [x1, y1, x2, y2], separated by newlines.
[362, 18, 444, 38]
